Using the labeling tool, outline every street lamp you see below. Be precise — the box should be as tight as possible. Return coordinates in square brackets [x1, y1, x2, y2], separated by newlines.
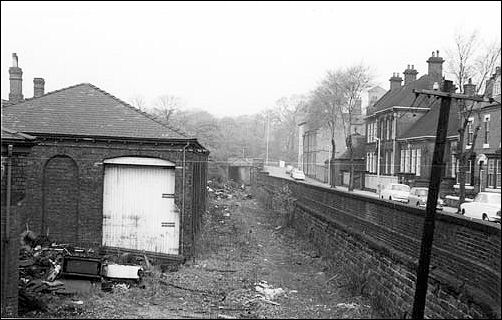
[375, 137, 381, 197]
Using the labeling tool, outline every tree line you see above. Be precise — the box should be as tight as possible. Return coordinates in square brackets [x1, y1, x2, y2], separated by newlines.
[128, 28, 500, 200]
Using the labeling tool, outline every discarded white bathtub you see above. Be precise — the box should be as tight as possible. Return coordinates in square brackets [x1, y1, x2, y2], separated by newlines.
[102, 264, 143, 280]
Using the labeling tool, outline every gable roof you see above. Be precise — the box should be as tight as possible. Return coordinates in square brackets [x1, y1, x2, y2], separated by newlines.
[398, 99, 461, 140]
[1, 83, 189, 141]
[370, 75, 436, 114]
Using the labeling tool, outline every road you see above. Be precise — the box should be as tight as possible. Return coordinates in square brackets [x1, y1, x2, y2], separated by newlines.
[264, 165, 461, 216]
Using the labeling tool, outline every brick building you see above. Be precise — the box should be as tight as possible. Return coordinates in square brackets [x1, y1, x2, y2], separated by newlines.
[1, 54, 208, 293]
[365, 50, 451, 192]
[299, 98, 366, 183]
[1, 127, 36, 317]
[463, 67, 501, 194]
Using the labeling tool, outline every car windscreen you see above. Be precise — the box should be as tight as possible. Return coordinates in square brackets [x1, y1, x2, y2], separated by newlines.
[415, 189, 428, 196]
[475, 193, 501, 204]
[392, 185, 409, 192]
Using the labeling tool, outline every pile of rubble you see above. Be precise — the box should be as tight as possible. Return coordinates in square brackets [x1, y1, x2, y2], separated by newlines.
[207, 180, 253, 201]
[17, 228, 150, 314]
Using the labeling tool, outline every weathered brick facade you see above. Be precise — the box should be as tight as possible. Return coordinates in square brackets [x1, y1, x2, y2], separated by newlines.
[15, 137, 207, 257]
[1, 148, 32, 317]
[256, 172, 501, 318]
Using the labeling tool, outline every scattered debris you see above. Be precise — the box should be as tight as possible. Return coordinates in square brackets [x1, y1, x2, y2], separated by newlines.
[255, 281, 285, 301]
[336, 302, 359, 309]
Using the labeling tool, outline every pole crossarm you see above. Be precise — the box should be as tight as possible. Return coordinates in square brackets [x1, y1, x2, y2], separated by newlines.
[412, 89, 490, 102]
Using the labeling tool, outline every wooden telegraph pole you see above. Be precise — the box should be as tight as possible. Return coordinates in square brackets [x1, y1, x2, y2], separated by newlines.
[411, 80, 487, 319]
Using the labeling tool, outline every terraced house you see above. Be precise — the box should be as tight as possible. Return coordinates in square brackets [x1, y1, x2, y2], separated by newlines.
[364, 51, 447, 191]
[365, 51, 501, 198]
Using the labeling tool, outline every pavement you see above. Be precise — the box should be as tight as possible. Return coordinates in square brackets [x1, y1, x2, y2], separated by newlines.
[264, 165, 459, 215]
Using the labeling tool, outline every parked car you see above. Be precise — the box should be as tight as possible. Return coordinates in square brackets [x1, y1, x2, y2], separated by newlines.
[380, 183, 410, 203]
[290, 168, 306, 180]
[408, 187, 444, 211]
[285, 165, 294, 174]
[460, 192, 501, 223]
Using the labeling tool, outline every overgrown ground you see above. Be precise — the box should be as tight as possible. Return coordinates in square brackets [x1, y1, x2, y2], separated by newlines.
[22, 186, 380, 319]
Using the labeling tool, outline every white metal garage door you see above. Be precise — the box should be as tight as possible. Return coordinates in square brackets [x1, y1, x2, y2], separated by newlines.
[102, 157, 179, 255]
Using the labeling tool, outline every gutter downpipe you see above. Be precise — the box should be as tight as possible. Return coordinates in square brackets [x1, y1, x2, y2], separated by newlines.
[2, 144, 13, 297]
[181, 142, 190, 259]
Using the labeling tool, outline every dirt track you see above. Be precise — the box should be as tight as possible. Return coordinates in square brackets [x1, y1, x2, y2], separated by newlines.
[24, 187, 379, 319]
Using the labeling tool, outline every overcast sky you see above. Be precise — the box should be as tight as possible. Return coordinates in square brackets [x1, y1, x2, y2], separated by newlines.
[1, 1, 501, 117]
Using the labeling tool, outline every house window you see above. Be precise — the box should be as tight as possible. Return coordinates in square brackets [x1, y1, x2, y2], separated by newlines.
[411, 149, 416, 174]
[400, 149, 405, 172]
[384, 151, 389, 174]
[451, 155, 457, 178]
[483, 115, 490, 146]
[467, 118, 474, 146]
[416, 149, 421, 176]
[465, 160, 473, 185]
[493, 77, 501, 96]
[373, 152, 378, 172]
[487, 159, 495, 188]
[386, 119, 391, 140]
[497, 159, 501, 188]
[389, 118, 393, 140]
[405, 149, 411, 173]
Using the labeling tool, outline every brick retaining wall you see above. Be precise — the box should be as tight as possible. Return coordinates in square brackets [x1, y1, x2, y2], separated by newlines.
[256, 172, 501, 318]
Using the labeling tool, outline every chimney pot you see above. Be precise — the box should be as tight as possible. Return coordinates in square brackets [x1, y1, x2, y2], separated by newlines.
[403, 63, 419, 85]
[9, 52, 23, 103]
[390, 72, 403, 90]
[427, 50, 445, 85]
[33, 78, 45, 98]
[463, 78, 476, 96]
[12, 53, 18, 67]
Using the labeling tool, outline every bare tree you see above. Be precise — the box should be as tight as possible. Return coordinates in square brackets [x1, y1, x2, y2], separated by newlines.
[338, 64, 373, 191]
[446, 29, 501, 209]
[152, 94, 184, 125]
[447, 29, 501, 94]
[306, 70, 347, 187]
[129, 95, 147, 111]
[474, 40, 501, 94]
[455, 99, 482, 211]
[273, 94, 307, 162]
[446, 29, 479, 93]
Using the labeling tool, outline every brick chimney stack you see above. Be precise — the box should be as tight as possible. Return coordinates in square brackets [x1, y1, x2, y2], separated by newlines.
[427, 50, 444, 84]
[33, 78, 45, 98]
[463, 78, 476, 96]
[389, 72, 403, 90]
[9, 53, 23, 103]
[403, 64, 418, 85]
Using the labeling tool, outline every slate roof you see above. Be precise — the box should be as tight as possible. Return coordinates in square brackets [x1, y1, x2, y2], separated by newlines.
[370, 74, 436, 113]
[1, 83, 188, 141]
[398, 99, 461, 140]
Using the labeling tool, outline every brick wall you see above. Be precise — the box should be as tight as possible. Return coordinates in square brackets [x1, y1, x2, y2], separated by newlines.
[256, 172, 501, 318]
[18, 138, 207, 258]
[1, 152, 29, 317]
